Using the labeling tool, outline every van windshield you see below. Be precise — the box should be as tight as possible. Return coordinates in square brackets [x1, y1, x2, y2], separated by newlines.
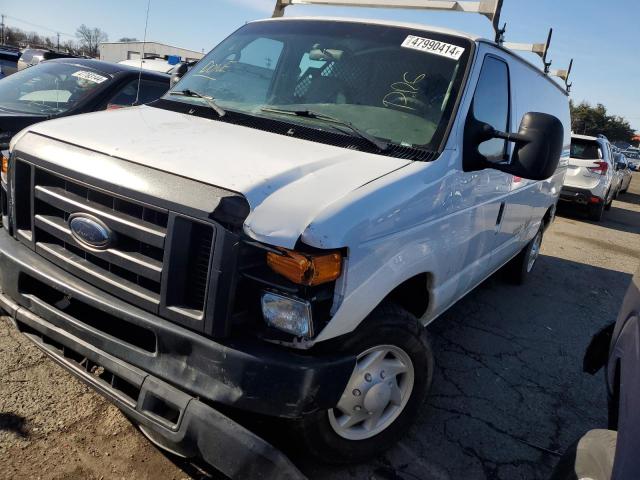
[164, 20, 471, 150]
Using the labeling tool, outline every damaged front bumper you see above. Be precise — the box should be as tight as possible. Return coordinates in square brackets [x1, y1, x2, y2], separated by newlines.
[0, 230, 355, 478]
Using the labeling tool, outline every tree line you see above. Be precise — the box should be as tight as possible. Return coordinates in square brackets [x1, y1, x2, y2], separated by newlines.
[570, 100, 637, 143]
[2, 24, 136, 58]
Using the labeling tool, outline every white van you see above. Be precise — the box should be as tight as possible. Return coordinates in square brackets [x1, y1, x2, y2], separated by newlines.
[0, 0, 570, 475]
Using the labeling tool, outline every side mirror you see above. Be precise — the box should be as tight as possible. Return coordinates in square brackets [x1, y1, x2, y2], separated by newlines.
[170, 62, 189, 87]
[464, 112, 564, 181]
[616, 161, 626, 171]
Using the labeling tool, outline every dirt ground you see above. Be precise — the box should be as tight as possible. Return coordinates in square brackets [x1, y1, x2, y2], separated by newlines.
[1, 174, 639, 480]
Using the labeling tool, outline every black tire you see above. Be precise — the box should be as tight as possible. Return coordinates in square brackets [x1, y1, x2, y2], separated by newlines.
[291, 304, 433, 464]
[503, 226, 543, 285]
[605, 189, 613, 210]
[588, 201, 605, 221]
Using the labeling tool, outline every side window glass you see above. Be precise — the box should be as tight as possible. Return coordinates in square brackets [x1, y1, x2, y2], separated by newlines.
[196, 37, 284, 104]
[107, 79, 167, 109]
[238, 38, 283, 71]
[137, 81, 169, 104]
[471, 56, 510, 163]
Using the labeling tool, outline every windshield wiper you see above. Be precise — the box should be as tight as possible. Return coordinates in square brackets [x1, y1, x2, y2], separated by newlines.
[260, 107, 389, 151]
[170, 89, 226, 117]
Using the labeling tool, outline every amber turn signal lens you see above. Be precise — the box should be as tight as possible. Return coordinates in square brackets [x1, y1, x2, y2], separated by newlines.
[266, 249, 342, 286]
[1, 152, 9, 184]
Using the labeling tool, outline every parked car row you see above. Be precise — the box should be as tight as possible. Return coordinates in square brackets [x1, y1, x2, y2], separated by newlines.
[0, 58, 170, 149]
[560, 133, 636, 221]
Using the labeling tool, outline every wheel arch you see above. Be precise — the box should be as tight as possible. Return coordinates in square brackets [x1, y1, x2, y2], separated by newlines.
[542, 203, 556, 231]
[380, 272, 432, 320]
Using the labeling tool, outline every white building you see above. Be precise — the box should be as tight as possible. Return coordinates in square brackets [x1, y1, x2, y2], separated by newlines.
[99, 41, 204, 64]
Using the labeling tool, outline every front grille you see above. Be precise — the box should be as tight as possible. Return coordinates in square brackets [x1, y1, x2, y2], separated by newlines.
[28, 167, 168, 310]
[13, 161, 221, 324]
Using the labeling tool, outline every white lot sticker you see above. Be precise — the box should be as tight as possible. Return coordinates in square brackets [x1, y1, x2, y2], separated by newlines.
[72, 70, 108, 84]
[402, 35, 465, 60]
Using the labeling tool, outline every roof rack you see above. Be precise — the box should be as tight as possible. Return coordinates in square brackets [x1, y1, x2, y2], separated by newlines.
[503, 28, 553, 73]
[550, 58, 573, 92]
[272, 0, 505, 42]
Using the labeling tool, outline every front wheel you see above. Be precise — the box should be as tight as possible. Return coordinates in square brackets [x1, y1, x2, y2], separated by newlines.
[292, 304, 433, 464]
[503, 226, 543, 285]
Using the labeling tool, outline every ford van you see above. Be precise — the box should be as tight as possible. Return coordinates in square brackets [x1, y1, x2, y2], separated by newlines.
[0, 0, 570, 476]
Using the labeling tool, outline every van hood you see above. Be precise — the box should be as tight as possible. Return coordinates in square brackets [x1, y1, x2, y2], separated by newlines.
[23, 105, 411, 248]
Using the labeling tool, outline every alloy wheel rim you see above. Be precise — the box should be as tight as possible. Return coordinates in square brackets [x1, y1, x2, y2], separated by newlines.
[328, 344, 414, 440]
[527, 231, 542, 273]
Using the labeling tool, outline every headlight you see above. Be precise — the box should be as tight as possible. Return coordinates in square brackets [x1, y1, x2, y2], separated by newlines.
[261, 292, 313, 338]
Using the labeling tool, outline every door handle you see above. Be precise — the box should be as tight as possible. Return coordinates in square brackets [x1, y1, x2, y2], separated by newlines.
[496, 201, 506, 226]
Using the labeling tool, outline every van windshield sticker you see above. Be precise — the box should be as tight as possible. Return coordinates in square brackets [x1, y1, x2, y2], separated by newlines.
[401, 36, 465, 61]
[383, 72, 426, 111]
[72, 71, 108, 84]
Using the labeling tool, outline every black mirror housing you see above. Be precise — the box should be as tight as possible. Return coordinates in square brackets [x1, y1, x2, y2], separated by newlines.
[616, 161, 626, 171]
[170, 62, 189, 87]
[464, 112, 564, 181]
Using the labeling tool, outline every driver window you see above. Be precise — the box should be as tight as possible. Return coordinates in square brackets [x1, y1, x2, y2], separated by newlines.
[471, 56, 510, 163]
[218, 37, 284, 104]
[238, 37, 283, 71]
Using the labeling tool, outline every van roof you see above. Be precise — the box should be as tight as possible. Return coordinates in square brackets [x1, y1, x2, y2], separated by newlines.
[252, 16, 484, 42]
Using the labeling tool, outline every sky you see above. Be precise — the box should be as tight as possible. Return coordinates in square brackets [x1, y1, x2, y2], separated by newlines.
[2, 0, 639, 131]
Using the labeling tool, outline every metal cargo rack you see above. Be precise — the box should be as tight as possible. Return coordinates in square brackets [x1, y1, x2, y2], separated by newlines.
[271, 0, 573, 92]
[273, 0, 505, 41]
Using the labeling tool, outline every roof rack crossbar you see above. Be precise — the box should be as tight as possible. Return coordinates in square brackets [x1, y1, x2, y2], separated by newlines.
[550, 58, 573, 92]
[503, 28, 553, 73]
[273, 0, 504, 41]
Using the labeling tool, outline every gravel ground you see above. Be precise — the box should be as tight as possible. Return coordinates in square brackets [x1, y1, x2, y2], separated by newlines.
[1, 174, 639, 480]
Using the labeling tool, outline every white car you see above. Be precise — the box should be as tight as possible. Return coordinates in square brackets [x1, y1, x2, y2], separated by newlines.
[615, 154, 633, 194]
[119, 58, 176, 74]
[0, 0, 570, 474]
[560, 134, 616, 221]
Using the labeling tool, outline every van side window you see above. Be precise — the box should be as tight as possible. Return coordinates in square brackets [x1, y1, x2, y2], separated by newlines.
[472, 56, 510, 163]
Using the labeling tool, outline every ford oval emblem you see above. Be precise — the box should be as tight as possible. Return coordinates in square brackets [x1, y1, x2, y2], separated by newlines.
[68, 214, 112, 250]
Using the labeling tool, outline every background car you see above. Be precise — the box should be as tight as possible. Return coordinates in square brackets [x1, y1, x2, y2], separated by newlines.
[617, 155, 633, 194]
[551, 266, 640, 480]
[612, 153, 628, 197]
[0, 58, 170, 149]
[17, 48, 81, 71]
[0, 47, 20, 79]
[119, 58, 177, 73]
[560, 134, 616, 221]
[623, 149, 640, 161]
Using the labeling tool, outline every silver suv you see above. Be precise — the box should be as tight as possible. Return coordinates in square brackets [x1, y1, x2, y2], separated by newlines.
[560, 134, 616, 221]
